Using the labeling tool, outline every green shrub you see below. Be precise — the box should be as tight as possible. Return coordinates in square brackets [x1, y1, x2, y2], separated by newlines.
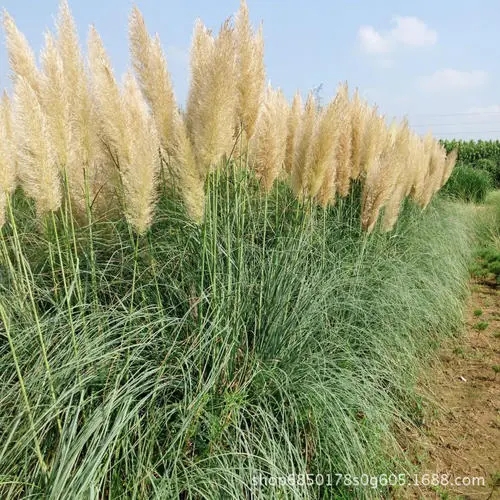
[440, 140, 500, 188]
[472, 190, 500, 283]
[474, 158, 500, 187]
[443, 163, 494, 202]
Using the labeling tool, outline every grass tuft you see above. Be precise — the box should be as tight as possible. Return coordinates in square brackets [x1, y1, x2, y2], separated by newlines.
[0, 171, 474, 499]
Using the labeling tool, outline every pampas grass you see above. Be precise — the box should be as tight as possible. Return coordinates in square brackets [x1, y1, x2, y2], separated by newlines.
[249, 86, 288, 191]
[349, 89, 367, 181]
[120, 74, 160, 233]
[0, 0, 456, 233]
[3, 11, 40, 94]
[0, 3, 472, 499]
[335, 83, 353, 198]
[56, 1, 116, 220]
[186, 19, 237, 172]
[234, 0, 266, 141]
[284, 92, 302, 175]
[291, 94, 316, 199]
[40, 32, 70, 170]
[0, 93, 16, 227]
[129, 7, 205, 221]
[306, 94, 342, 200]
[14, 77, 61, 217]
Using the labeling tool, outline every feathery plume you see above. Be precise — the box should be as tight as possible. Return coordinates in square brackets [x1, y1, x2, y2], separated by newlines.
[380, 120, 412, 231]
[411, 133, 435, 208]
[234, 0, 266, 140]
[14, 77, 61, 217]
[40, 31, 69, 169]
[129, 7, 175, 154]
[349, 89, 367, 180]
[129, 7, 205, 221]
[186, 19, 238, 171]
[307, 94, 343, 201]
[89, 25, 161, 232]
[88, 25, 126, 160]
[56, 1, 116, 220]
[361, 119, 405, 232]
[3, 11, 41, 93]
[335, 83, 353, 197]
[359, 106, 385, 178]
[0, 93, 16, 227]
[249, 86, 288, 191]
[284, 91, 302, 174]
[121, 73, 160, 233]
[170, 113, 206, 221]
[409, 134, 429, 205]
[420, 140, 447, 208]
[291, 93, 316, 198]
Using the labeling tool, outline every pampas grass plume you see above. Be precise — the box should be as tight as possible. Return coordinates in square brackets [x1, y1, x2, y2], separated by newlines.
[291, 93, 316, 198]
[14, 77, 61, 217]
[3, 11, 40, 94]
[186, 19, 237, 171]
[121, 73, 160, 234]
[0, 93, 16, 227]
[249, 85, 288, 191]
[234, 0, 265, 140]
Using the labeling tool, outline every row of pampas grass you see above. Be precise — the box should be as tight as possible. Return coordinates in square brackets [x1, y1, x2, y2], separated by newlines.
[0, 0, 457, 234]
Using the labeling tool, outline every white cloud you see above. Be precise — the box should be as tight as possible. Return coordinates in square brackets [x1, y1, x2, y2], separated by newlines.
[390, 16, 437, 47]
[419, 69, 488, 92]
[358, 16, 437, 55]
[358, 26, 392, 54]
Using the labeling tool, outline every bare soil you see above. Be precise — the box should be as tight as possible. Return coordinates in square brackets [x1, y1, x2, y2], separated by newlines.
[399, 280, 500, 500]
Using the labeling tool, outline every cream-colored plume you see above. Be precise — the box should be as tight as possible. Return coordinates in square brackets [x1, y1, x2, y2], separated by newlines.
[129, 7, 205, 221]
[234, 0, 266, 141]
[335, 83, 353, 197]
[441, 148, 458, 187]
[307, 94, 343, 201]
[0, 93, 17, 227]
[3, 11, 41, 94]
[291, 94, 316, 198]
[186, 19, 237, 171]
[88, 26, 126, 161]
[380, 120, 411, 231]
[249, 86, 288, 191]
[40, 32, 70, 170]
[56, 1, 116, 220]
[121, 73, 160, 233]
[284, 92, 303, 175]
[359, 106, 384, 178]
[362, 119, 408, 232]
[14, 77, 61, 217]
[349, 90, 367, 181]
[170, 113, 206, 221]
[88, 25, 161, 233]
[129, 7, 175, 154]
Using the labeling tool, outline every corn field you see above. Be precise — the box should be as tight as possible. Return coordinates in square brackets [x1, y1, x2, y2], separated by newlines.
[0, 0, 457, 235]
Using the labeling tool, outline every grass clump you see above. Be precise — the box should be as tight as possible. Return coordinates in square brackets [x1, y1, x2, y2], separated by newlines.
[443, 163, 494, 203]
[474, 321, 489, 331]
[0, 172, 474, 499]
[471, 190, 500, 284]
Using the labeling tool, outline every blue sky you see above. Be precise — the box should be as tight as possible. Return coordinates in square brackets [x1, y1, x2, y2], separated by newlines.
[0, 0, 499, 140]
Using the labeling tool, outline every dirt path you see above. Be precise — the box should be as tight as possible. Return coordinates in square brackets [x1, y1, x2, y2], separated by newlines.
[401, 280, 500, 500]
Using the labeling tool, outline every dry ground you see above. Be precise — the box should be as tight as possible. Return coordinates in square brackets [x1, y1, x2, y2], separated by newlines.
[399, 279, 500, 500]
